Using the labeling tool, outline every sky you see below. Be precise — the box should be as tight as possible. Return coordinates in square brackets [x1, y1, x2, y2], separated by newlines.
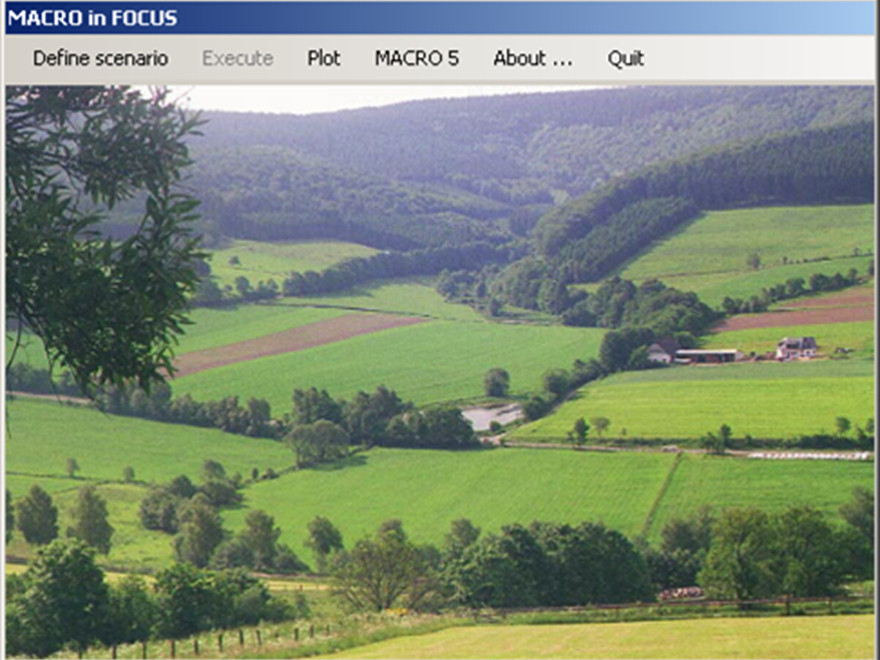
[166, 85, 597, 115]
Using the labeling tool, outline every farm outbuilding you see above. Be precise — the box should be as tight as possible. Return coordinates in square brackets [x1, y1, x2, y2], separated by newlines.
[675, 348, 744, 364]
[775, 336, 818, 360]
[647, 339, 680, 364]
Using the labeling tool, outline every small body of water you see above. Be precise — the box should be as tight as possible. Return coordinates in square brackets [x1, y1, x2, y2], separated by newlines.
[461, 404, 524, 432]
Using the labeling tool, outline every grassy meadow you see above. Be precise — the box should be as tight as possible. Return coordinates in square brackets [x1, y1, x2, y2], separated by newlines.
[172, 319, 605, 410]
[278, 278, 486, 321]
[209, 239, 378, 288]
[314, 615, 876, 659]
[511, 359, 874, 441]
[4, 398, 292, 485]
[617, 205, 874, 306]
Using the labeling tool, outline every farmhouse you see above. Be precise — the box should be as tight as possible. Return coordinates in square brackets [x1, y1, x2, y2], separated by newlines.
[647, 339, 680, 364]
[675, 348, 744, 364]
[776, 336, 818, 360]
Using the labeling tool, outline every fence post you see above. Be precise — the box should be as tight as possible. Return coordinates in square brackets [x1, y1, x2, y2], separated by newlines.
[239, 629, 245, 646]
[294, 627, 299, 641]
[141, 641, 147, 659]
[310, 624, 315, 638]
[170, 639, 176, 659]
[256, 629, 262, 646]
[218, 634, 223, 652]
[326, 624, 331, 637]
[785, 595, 791, 616]
[194, 638, 200, 656]
[828, 596, 833, 614]
[112, 644, 117, 659]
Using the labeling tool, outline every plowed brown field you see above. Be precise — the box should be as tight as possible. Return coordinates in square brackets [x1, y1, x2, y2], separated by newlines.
[173, 313, 428, 377]
[714, 289, 874, 332]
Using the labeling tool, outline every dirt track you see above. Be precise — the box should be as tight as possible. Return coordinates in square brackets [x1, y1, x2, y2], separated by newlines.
[173, 313, 428, 377]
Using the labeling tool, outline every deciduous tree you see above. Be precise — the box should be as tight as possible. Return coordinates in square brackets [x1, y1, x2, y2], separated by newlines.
[68, 485, 114, 554]
[16, 484, 59, 545]
[6, 86, 204, 391]
[305, 516, 344, 573]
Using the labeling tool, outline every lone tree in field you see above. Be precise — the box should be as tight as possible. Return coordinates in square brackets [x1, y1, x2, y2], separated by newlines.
[305, 516, 345, 573]
[590, 416, 611, 439]
[68, 485, 114, 554]
[16, 484, 59, 545]
[746, 253, 762, 270]
[6, 86, 203, 392]
[66, 457, 80, 479]
[568, 418, 589, 447]
[835, 416, 852, 438]
[483, 368, 511, 398]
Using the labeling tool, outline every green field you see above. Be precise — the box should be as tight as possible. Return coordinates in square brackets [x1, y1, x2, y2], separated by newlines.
[209, 239, 378, 288]
[316, 616, 875, 659]
[652, 455, 875, 535]
[5, 399, 293, 485]
[511, 360, 874, 441]
[702, 321, 874, 357]
[173, 320, 605, 410]
[226, 447, 676, 559]
[617, 205, 874, 306]
[279, 278, 485, 321]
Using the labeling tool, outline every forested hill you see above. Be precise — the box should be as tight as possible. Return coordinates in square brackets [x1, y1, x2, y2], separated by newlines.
[185, 86, 873, 249]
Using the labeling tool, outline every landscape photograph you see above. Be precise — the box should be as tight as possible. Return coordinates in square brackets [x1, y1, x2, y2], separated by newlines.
[3, 84, 875, 658]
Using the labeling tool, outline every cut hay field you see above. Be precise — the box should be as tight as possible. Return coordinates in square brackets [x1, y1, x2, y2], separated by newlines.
[172, 320, 605, 410]
[4, 399, 292, 486]
[510, 359, 874, 441]
[209, 239, 378, 288]
[314, 615, 875, 659]
[617, 205, 874, 306]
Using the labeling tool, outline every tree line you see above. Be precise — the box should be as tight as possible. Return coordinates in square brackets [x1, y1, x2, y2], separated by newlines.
[4, 542, 303, 657]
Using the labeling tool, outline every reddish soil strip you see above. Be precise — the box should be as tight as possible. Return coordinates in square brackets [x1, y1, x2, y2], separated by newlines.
[781, 293, 875, 309]
[173, 313, 428, 377]
[715, 305, 875, 332]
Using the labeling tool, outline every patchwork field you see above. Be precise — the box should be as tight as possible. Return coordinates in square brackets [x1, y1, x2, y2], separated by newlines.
[617, 205, 874, 306]
[7, 399, 872, 571]
[208, 239, 378, 288]
[173, 312, 428, 377]
[172, 320, 605, 410]
[511, 359, 874, 441]
[316, 615, 876, 659]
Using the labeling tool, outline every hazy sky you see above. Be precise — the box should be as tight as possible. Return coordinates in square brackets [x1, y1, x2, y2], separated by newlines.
[167, 85, 597, 115]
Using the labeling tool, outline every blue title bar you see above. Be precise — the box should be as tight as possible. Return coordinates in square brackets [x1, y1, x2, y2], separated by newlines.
[5, 2, 875, 35]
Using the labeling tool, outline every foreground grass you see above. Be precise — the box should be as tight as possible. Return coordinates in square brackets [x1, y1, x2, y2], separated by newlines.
[314, 615, 875, 659]
[173, 320, 605, 410]
[512, 360, 874, 441]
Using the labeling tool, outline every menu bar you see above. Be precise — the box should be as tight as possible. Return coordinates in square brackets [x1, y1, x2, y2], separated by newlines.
[6, 35, 875, 83]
